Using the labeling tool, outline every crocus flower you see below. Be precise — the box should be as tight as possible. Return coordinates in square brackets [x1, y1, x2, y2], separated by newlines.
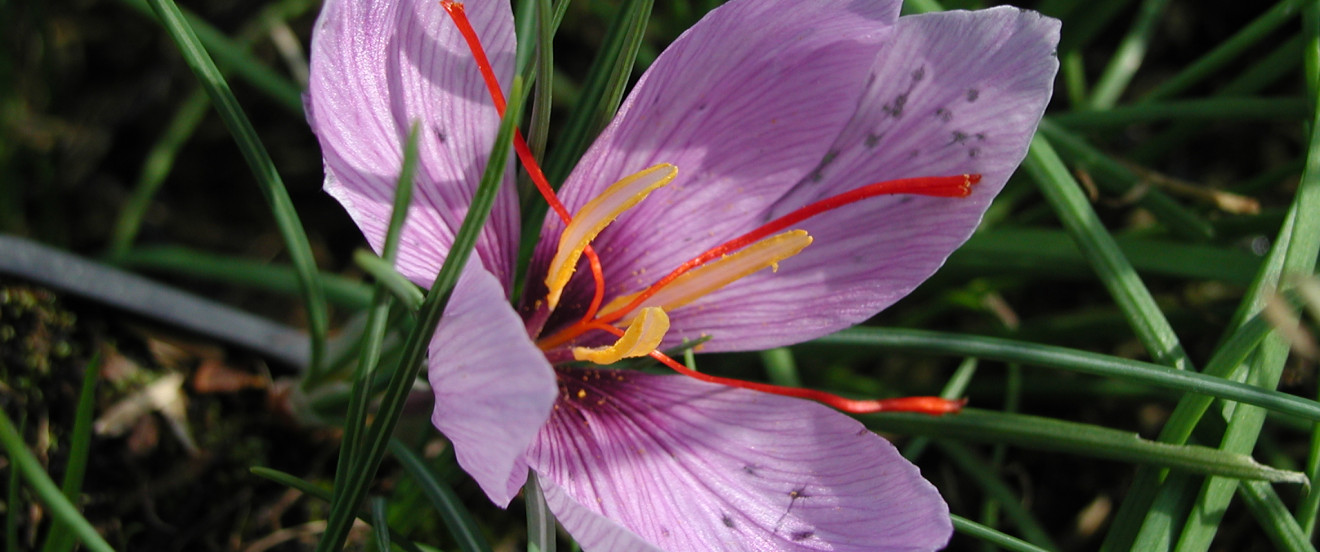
[307, 0, 1058, 549]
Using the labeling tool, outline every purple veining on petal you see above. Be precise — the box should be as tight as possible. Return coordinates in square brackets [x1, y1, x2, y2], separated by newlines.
[528, 368, 951, 551]
[521, 0, 903, 327]
[429, 266, 557, 506]
[308, 0, 521, 288]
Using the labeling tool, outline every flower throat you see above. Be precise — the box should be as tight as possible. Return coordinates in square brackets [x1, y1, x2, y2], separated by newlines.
[442, 1, 970, 415]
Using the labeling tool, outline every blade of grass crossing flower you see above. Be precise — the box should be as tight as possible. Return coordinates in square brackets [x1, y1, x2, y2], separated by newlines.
[142, 0, 329, 378]
[936, 441, 1058, 550]
[812, 327, 1320, 423]
[0, 409, 114, 552]
[1025, 135, 1194, 369]
[117, 246, 373, 310]
[353, 250, 426, 311]
[107, 90, 209, 260]
[5, 423, 19, 552]
[525, 471, 556, 552]
[1141, 0, 1306, 102]
[952, 515, 1052, 552]
[903, 357, 978, 461]
[40, 353, 100, 552]
[389, 441, 493, 552]
[1300, 5, 1320, 535]
[116, 0, 303, 113]
[370, 497, 391, 552]
[1087, 0, 1172, 109]
[331, 124, 421, 509]
[315, 77, 527, 552]
[1036, 120, 1213, 241]
[520, 0, 651, 290]
[541, 0, 652, 186]
[1174, 49, 1320, 552]
[248, 467, 426, 552]
[865, 409, 1306, 483]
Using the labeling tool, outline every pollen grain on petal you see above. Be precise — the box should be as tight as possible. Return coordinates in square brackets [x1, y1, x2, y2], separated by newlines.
[571, 307, 670, 365]
[602, 230, 813, 322]
[545, 164, 678, 310]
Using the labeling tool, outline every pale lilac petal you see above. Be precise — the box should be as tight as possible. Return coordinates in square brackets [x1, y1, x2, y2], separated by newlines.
[528, 369, 950, 551]
[308, 0, 520, 286]
[524, 0, 902, 315]
[429, 266, 556, 507]
[661, 8, 1060, 351]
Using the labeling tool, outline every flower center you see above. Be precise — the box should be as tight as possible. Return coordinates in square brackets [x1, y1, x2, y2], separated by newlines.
[442, 1, 970, 415]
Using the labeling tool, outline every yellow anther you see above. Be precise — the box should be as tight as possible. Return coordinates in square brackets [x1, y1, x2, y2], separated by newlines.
[572, 307, 670, 365]
[545, 164, 678, 310]
[601, 230, 813, 322]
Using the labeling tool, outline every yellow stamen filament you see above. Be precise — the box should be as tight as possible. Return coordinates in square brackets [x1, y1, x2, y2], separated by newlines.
[600, 230, 813, 323]
[545, 164, 678, 310]
[572, 307, 670, 364]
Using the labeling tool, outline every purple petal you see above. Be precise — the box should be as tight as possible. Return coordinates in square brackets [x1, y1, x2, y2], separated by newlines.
[429, 266, 556, 507]
[524, 0, 902, 314]
[661, 8, 1060, 351]
[308, 0, 520, 287]
[528, 369, 950, 551]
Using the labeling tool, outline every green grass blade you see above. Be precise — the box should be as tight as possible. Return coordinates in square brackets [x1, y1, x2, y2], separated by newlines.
[1037, 120, 1213, 241]
[1088, 0, 1172, 109]
[1024, 133, 1194, 370]
[1054, 97, 1308, 127]
[40, 353, 101, 552]
[760, 348, 802, 387]
[354, 251, 426, 311]
[952, 515, 1053, 552]
[949, 228, 1259, 285]
[904, 357, 978, 461]
[248, 467, 425, 552]
[524, 471, 556, 552]
[937, 441, 1058, 549]
[1242, 480, 1318, 552]
[370, 497, 392, 552]
[107, 90, 210, 259]
[541, 0, 652, 185]
[1142, 0, 1306, 102]
[117, 246, 373, 310]
[811, 327, 1320, 423]
[866, 409, 1305, 483]
[142, 0, 329, 377]
[331, 124, 421, 507]
[1174, 38, 1320, 551]
[389, 442, 492, 552]
[116, 0, 303, 112]
[0, 409, 114, 552]
[316, 77, 527, 552]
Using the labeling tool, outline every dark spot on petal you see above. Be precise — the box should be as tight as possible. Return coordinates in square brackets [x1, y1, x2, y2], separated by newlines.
[807, 149, 840, 183]
[867, 72, 877, 86]
[968, 147, 980, 158]
[883, 93, 908, 118]
[865, 132, 883, 148]
[789, 487, 809, 499]
[907, 149, 920, 159]
[975, 132, 987, 141]
[698, 102, 708, 111]
[743, 465, 760, 477]
[791, 530, 815, 541]
[949, 130, 969, 145]
[967, 88, 980, 102]
[898, 197, 913, 204]
[911, 66, 925, 82]
[433, 126, 447, 144]
[935, 107, 953, 123]
[722, 514, 735, 528]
